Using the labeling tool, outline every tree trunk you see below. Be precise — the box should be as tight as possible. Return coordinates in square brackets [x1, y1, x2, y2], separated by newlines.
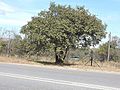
[54, 47, 63, 64]
[54, 47, 58, 63]
[63, 46, 69, 60]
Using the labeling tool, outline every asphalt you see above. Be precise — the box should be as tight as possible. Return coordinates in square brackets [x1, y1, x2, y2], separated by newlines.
[0, 63, 120, 90]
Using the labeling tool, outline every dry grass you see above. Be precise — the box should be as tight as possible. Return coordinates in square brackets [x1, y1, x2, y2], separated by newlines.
[0, 55, 37, 65]
[65, 60, 120, 72]
[0, 55, 120, 73]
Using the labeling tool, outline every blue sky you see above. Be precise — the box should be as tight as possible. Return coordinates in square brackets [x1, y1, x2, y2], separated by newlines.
[0, 0, 120, 40]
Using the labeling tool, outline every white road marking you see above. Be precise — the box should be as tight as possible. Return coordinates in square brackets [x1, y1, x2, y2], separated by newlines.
[0, 72, 119, 90]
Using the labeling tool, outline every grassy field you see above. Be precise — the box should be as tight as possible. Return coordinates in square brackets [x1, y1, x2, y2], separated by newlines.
[0, 55, 120, 73]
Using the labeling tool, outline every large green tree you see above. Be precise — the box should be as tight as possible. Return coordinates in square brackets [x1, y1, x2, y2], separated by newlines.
[21, 2, 106, 64]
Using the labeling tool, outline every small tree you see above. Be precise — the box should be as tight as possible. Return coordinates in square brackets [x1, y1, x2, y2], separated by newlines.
[97, 36, 120, 62]
[21, 2, 106, 64]
[10, 35, 23, 56]
[0, 39, 7, 54]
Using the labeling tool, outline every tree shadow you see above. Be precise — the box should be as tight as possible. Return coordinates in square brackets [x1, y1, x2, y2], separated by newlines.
[34, 60, 76, 66]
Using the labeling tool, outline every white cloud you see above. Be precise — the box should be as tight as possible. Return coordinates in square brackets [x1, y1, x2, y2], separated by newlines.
[100, 14, 120, 23]
[0, 0, 40, 27]
[0, 11, 35, 27]
[0, 1, 15, 15]
[0, 1, 35, 26]
[0, 18, 28, 26]
[106, 15, 120, 21]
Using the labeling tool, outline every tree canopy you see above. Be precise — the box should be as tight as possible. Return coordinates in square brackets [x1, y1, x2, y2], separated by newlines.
[21, 2, 107, 64]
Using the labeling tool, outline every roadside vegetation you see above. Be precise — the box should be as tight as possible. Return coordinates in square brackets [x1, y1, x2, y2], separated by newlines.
[0, 2, 120, 72]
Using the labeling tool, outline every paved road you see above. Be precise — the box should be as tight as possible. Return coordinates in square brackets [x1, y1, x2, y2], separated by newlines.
[0, 63, 120, 90]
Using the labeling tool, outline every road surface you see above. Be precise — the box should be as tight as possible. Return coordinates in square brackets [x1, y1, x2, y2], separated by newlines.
[0, 63, 120, 90]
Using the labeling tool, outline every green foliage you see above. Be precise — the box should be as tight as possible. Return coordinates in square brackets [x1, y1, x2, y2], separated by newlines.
[21, 2, 106, 63]
[10, 35, 23, 56]
[97, 42, 108, 61]
[97, 37, 120, 61]
[0, 39, 7, 54]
